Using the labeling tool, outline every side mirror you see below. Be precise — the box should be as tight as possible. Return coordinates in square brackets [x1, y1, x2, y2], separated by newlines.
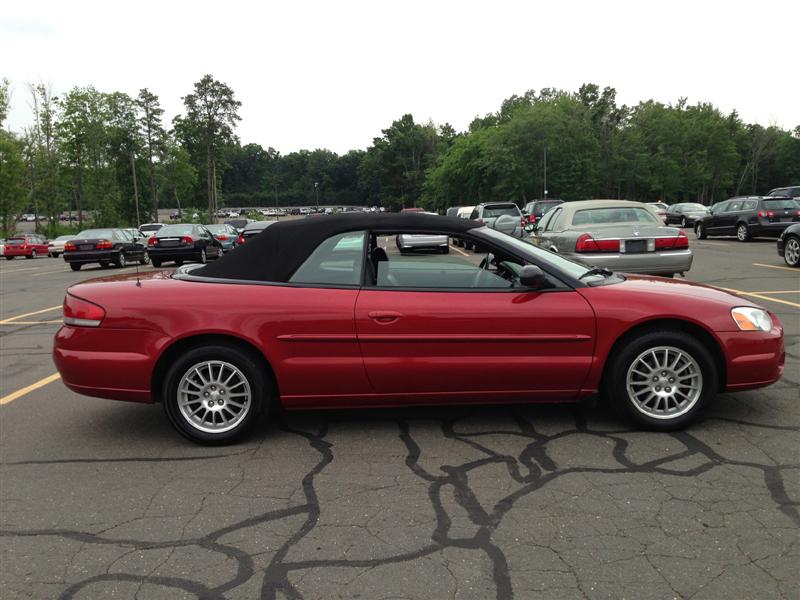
[519, 265, 548, 289]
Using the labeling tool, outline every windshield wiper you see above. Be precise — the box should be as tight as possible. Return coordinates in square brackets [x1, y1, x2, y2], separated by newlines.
[579, 266, 613, 279]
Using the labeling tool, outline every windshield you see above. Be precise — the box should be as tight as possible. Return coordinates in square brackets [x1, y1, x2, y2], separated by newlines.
[572, 207, 658, 226]
[483, 205, 520, 218]
[158, 225, 194, 236]
[6, 238, 25, 244]
[532, 202, 561, 217]
[476, 227, 600, 281]
[139, 224, 162, 232]
[681, 203, 706, 211]
[76, 229, 115, 239]
[205, 224, 228, 234]
[55, 235, 74, 242]
[763, 199, 800, 210]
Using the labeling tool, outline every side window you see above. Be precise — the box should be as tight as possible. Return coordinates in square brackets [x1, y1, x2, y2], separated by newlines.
[536, 210, 554, 231]
[545, 208, 563, 232]
[470, 208, 479, 220]
[742, 200, 756, 211]
[290, 231, 366, 286]
[727, 201, 742, 212]
[713, 201, 728, 213]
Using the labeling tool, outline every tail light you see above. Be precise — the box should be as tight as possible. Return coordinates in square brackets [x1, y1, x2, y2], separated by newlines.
[95, 240, 113, 249]
[655, 229, 689, 250]
[527, 215, 537, 224]
[147, 237, 158, 246]
[575, 233, 620, 252]
[237, 234, 245, 244]
[63, 294, 105, 327]
[520, 217, 526, 228]
[180, 236, 193, 245]
[64, 242, 77, 251]
[757, 210, 775, 218]
[216, 234, 228, 241]
[476, 218, 485, 224]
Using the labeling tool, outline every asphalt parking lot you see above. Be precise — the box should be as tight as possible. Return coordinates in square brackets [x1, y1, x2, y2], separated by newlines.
[1, 238, 798, 599]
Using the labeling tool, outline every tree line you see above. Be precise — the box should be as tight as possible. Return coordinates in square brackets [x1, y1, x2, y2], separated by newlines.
[1, 77, 798, 236]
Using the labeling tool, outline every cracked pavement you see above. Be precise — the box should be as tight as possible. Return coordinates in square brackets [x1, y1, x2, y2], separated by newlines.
[1, 238, 798, 599]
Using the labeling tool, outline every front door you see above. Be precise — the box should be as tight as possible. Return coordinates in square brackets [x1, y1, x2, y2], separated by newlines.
[355, 234, 596, 404]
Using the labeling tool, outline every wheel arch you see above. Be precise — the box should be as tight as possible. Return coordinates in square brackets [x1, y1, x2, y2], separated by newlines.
[600, 318, 727, 393]
[151, 333, 280, 404]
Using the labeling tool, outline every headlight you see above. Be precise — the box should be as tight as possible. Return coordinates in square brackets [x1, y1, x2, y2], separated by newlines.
[731, 307, 773, 332]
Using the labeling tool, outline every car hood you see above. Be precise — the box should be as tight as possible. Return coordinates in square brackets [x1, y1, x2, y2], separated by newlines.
[599, 275, 764, 309]
[566, 223, 681, 238]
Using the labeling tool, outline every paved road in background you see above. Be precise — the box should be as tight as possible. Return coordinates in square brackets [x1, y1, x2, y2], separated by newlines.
[1, 237, 798, 599]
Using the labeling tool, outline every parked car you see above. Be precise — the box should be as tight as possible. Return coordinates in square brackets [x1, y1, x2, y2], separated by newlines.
[694, 196, 800, 241]
[225, 218, 252, 233]
[205, 223, 240, 252]
[0, 239, 4, 255]
[664, 203, 709, 227]
[3, 234, 49, 259]
[237, 221, 275, 244]
[53, 213, 784, 444]
[467, 203, 525, 249]
[530, 200, 693, 277]
[48, 235, 77, 258]
[522, 199, 564, 225]
[139, 223, 164, 238]
[147, 224, 222, 267]
[767, 186, 800, 199]
[777, 223, 800, 267]
[646, 202, 668, 221]
[446, 206, 463, 218]
[63, 228, 149, 271]
[170, 210, 183, 221]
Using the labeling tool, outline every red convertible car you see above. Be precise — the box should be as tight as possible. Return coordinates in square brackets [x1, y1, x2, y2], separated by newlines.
[53, 213, 784, 444]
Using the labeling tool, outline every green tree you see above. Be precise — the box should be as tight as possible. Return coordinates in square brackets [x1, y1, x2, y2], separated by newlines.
[136, 88, 166, 221]
[0, 132, 27, 235]
[175, 75, 241, 221]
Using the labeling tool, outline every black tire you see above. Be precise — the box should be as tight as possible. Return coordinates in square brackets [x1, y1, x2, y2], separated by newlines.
[100, 262, 111, 269]
[175, 259, 184, 266]
[51, 252, 59, 258]
[162, 344, 269, 445]
[604, 330, 717, 431]
[27, 250, 37, 259]
[151, 259, 162, 268]
[6, 256, 14, 260]
[695, 223, 707, 239]
[198, 248, 207, 264]
[736, 223, 750, 242]
[116, 251, 127, 268]
[783, 235, 800, 268]
[140, 251, 150, 265]
[70, 263, 81, 271]
[681, 216, 688, 228]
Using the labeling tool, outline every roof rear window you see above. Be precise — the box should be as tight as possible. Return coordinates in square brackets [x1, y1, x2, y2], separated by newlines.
[158, 225, 195, 236]
[572, 207, 658, 226]
[763, 199, 800, 210]
[483, 205, 520, 218]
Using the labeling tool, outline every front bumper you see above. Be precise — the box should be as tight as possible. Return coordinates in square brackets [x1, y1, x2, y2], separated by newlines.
[63, 249, 118, 263]
[562, 249, 693, 275]
[718, 322, 785, 391]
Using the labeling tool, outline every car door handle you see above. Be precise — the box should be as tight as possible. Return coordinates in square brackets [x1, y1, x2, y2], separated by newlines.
[368, 311, 403, 324]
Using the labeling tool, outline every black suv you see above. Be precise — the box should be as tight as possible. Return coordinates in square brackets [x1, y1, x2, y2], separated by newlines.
[694, 196, 800, 241]
[767, 186, 800, 199]
[522, 199, 563, 225]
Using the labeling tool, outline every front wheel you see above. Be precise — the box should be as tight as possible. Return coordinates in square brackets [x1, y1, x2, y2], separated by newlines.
[681, 216, 688, 227]
[162, 345, 269, 445]
[5, 256, 14, 260]
[27, 250, 37, 259]
[140, 251, 150, 265]
[198, 248, 207, 264]
[784, 236, 800, 267]
[695, 223, 707, 239]
[736, 223, 750, 242]
[604, 330, 717, 430]
[116, 251, 127, 268]
[70, 263, 81, 271]
[151, 259, 162, 268]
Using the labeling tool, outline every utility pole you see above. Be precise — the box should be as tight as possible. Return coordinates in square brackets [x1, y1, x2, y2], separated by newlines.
[314, 181, 319, 208]
[131, 153, 141, 227]
[543, 147, 548, 200]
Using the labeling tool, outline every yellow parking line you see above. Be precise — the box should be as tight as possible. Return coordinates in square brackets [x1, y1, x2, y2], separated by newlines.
[752, 263, 799, 273]
[451, 244, 469, 257]
[0, 266, 42, 274]
[755, 290, 800, 295]
[0, 373, 61, 405]
[0, 305, 62, 325]
[721, 287, 800, 309]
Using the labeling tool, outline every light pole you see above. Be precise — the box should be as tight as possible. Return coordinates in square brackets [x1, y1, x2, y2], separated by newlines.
[314, 181, 319, 208]
[543, 146, 547, 200]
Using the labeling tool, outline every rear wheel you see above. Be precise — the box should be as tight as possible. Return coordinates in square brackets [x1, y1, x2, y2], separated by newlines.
[604, 330, 717, 430]
[70, 263, 81, 271]
[681, 216, 688, 227]
[116, 251, 127, 268]
[151, 259, 162, 268]
[27, 250, 37, 259]
[736, 223, 750, 242]
[175, 259, 184, 266]
[100, 262, 111, 269]
[140, 251, 150, 265]
[784, 236, 800, 267]
[198, 248, 207, 264]
[162, 344, 269, 445]
[695, 223, 707, 239]
[5, 256, 14, 260]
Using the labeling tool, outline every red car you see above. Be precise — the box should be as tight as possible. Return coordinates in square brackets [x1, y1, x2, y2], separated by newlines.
[4, 234, 49, 259]
[53, 213, 784, 444]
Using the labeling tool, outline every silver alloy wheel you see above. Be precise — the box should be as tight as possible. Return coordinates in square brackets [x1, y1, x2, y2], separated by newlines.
[737, 224, 748, 241]
[681, 216, 687, 227]
[31, 250, 37, 258]
[142, 250, 150, 264]
[177, 360, 251, 434]
[118, 251, 126, 267]
[200, 248, 207, 263]
[785, 237, 800, 266]
[625, 345, 703, 420]
[695, 224, 702, 237]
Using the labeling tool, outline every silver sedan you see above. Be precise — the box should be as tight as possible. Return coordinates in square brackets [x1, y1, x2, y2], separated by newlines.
[396, 233, 449, 254]
[529, 200, 693, 276]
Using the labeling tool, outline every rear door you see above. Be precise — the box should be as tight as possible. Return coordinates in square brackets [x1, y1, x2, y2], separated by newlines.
[355, 233, 595, 404]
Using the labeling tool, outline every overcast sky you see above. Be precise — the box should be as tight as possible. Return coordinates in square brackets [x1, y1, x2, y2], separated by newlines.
[2, 0, 797, 155]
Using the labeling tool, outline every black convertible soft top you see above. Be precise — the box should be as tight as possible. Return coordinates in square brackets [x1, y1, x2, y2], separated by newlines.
[193, 212, 481, 282]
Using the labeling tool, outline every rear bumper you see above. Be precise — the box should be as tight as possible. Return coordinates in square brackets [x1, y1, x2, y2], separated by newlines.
[750, 222, 795, 237]
[563, 249, 693, 275]
[63, 250, 118, 263]
[52, 325, 169, 403]
[3, 248, 33, 257]
[719, 324, 785, 391]
[147, 247, 200, 260]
